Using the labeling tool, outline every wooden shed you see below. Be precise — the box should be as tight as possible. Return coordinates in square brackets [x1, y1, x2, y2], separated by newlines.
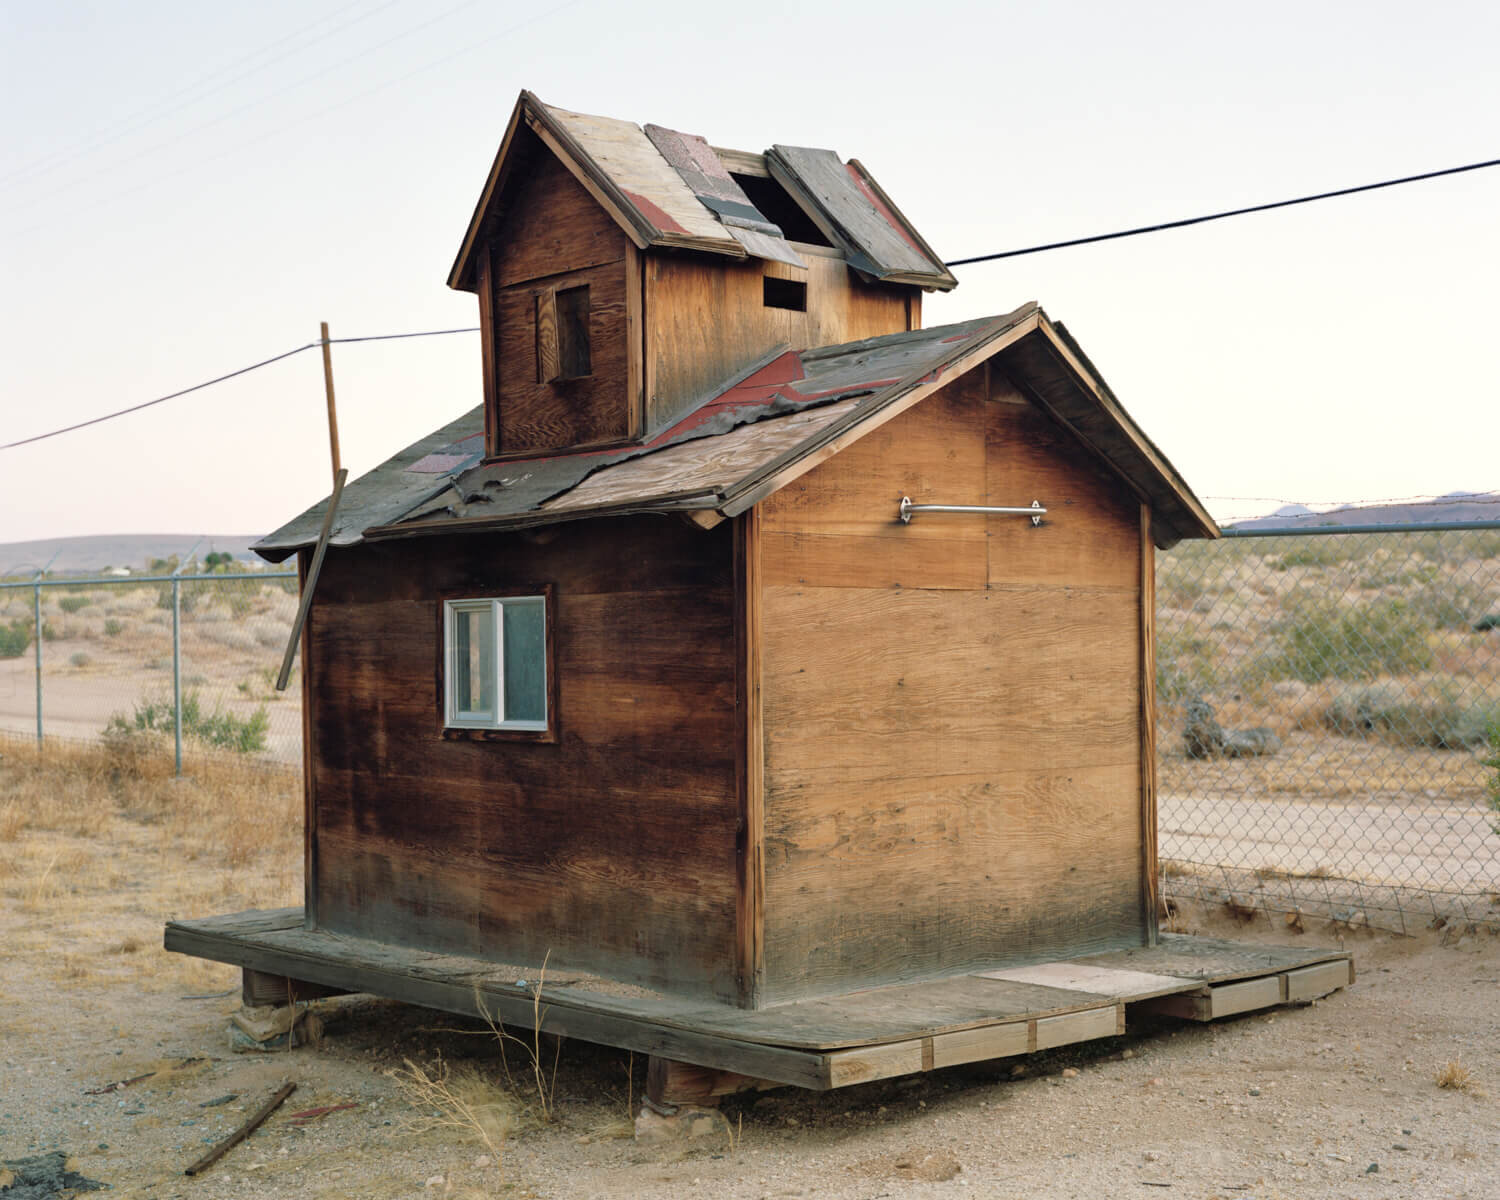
[168, 92, 1351, 1108]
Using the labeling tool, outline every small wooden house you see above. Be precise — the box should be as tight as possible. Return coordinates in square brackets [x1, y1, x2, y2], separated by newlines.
[169, 92, 1351, 1106]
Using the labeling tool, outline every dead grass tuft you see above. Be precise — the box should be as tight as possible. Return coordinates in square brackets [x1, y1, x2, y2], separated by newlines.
[1435, 1057, 1477, 1092]
[389, 1053, 517, 1163]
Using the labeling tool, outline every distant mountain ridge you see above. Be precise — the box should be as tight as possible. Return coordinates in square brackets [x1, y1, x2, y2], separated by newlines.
[1228, 491, 1500, 530]
[0, 534, 263, 576]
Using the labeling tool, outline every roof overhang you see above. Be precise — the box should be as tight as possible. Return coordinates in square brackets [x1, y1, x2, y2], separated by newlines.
[448, 91, 956, 294]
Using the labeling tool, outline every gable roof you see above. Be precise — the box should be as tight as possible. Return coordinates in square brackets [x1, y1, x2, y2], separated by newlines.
[252, 306, 1217, 562]
[447, 91, 956, 293]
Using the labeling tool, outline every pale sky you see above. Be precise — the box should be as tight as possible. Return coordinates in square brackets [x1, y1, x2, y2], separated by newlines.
[3, 0, 1497, 544]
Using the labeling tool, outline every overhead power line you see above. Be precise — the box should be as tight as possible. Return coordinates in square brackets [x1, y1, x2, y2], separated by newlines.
[0, 0, 407, 194]
[0, 327, 479, 452]
[8, 150, 1500, 453]
[944, 155, 1500, 266]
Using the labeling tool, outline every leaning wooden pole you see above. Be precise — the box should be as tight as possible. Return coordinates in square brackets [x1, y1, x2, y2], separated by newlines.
[320, 321, 342, 485]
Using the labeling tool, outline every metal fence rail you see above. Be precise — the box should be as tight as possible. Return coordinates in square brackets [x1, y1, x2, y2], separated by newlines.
[1155, 523, 1500, 930]
[0, 570, 299, 773]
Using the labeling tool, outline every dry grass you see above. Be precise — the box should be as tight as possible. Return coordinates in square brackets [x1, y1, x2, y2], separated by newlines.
[0, 734, 300, 996]
[0, 735, 298, 867]
[1434, 1057, 1477, 1092]
[389, 1053, 519, 1165]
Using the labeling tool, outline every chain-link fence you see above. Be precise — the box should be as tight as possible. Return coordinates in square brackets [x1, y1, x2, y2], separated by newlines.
[6, 527, 1500, 929]
[0, 569, 300, 771]
[1156, 523, 1500, 930]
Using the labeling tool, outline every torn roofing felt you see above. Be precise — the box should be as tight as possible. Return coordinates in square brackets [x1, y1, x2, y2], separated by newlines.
[253, 305, 1218, 561]
[448, 91, 955, 292]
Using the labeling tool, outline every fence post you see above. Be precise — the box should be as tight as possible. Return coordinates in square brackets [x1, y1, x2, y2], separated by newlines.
[33, 573, 42, 745]
[169, 542, 202, 778]
[172, 576, 183, 776]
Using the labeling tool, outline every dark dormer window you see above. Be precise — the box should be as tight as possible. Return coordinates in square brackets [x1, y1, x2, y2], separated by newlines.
[536, 284, 591, 382]
[730, 173, 834, 247]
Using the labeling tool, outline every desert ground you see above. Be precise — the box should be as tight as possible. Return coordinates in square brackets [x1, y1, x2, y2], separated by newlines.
[2, 739, 1498, 1200]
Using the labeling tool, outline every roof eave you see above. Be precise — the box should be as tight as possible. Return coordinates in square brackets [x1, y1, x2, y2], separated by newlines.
[994, 318, 1220, 548]
[449, 92, 751, 293]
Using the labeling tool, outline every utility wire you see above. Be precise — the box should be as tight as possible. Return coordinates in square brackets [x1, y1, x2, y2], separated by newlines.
[0, 327, 479, 452]
[8, 151, 1500, 452]
[2, 0, 489, 219]
[0, 0, 406, 193]
[6, 0, 587, 233]
[945, 155, 1500, 266]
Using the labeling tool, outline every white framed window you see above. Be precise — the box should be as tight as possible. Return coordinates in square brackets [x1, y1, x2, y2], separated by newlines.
[443, 595, 549, 732]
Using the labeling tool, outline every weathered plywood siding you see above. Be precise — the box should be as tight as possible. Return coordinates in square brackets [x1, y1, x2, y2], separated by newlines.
[485, 149, 638, 456]
[305, 519, 740, 1002]
[756, 370, 1146, 1004]
[645, 252, 916, 435]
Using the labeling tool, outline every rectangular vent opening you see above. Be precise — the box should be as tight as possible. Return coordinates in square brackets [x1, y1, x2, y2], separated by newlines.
[763, 276, 807, 312]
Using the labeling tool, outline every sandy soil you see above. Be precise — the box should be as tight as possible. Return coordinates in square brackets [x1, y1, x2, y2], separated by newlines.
[2, 851, 1497, 1200]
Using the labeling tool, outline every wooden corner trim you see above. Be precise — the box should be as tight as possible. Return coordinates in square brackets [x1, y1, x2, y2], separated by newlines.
[734, 507, 765, 1008]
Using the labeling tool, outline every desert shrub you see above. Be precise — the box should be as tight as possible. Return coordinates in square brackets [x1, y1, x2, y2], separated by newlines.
[1482, 724, 1500, 834]
[1324, 683, 1500, 750]
[1268, 537, 1358, 570]
[69, 651, 90, 668]
[1474, 614, 1500, 632]
[0, 619, 31, 658]
[58, 594, 91, 614]
[1158, 573, 1207, 609]
[1156, 631, 1220, 705]
[41, 621, 60, 642]
[228, 589, 256, 618]
[103, 692, 270, 754]
[1268, 598, 1432, 683]
[103, 618, 123, 637]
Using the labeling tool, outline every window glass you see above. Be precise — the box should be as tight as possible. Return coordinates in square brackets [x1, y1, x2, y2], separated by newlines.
[453, 606, 495, 718]
[444, 595, 548, 731]
[502, 599, 547, 723]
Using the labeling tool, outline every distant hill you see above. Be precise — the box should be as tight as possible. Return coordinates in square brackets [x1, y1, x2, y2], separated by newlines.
[0, 533, 264, 577]
[1228, 492, 1500, 531]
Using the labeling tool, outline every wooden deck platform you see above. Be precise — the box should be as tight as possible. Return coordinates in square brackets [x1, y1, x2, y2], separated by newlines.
[165, 909, 1352, 1091]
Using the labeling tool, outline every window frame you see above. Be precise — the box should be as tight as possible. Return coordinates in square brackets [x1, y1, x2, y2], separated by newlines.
[438, 586, 557, 742]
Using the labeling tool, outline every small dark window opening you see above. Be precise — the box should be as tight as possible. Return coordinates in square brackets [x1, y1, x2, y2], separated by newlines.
[731, 173, 834, 247]
[537, 284, 591, 382]
[763, 276, 807, 312]
[556, 285, 591, 379]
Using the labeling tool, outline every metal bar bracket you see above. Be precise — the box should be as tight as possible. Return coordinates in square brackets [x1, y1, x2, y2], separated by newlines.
[899, 497, 1045, 526]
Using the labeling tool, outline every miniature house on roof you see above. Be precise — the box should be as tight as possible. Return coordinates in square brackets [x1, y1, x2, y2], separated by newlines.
[168, 92, 1352, 1102]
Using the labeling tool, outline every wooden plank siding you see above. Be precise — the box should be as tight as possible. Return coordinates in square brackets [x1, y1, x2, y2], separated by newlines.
[754, 369, 1149, 1004]
[645, 250, 917, 436]
[304, 519, 742, 1002]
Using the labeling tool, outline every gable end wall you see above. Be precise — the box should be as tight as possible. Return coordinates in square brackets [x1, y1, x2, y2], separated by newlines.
[754, 367, 1149, 1004]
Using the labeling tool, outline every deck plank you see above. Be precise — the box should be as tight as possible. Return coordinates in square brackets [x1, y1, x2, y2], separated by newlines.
[166, 911, 1351, 1085]
[978, 962, 1190, 999]
[1073, 933, 1350, 982]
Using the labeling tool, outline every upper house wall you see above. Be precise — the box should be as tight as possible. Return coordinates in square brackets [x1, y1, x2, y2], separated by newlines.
[471, 134, 922, 458]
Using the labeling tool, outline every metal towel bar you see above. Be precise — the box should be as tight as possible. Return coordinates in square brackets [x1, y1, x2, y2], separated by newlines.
[898, 497, 1045, 525]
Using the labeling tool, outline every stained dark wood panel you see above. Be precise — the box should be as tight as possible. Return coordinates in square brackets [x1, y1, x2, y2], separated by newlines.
[489, 147, 627, 288]
[496, 258, 630, 455]
[305, 519, 741, 1001]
